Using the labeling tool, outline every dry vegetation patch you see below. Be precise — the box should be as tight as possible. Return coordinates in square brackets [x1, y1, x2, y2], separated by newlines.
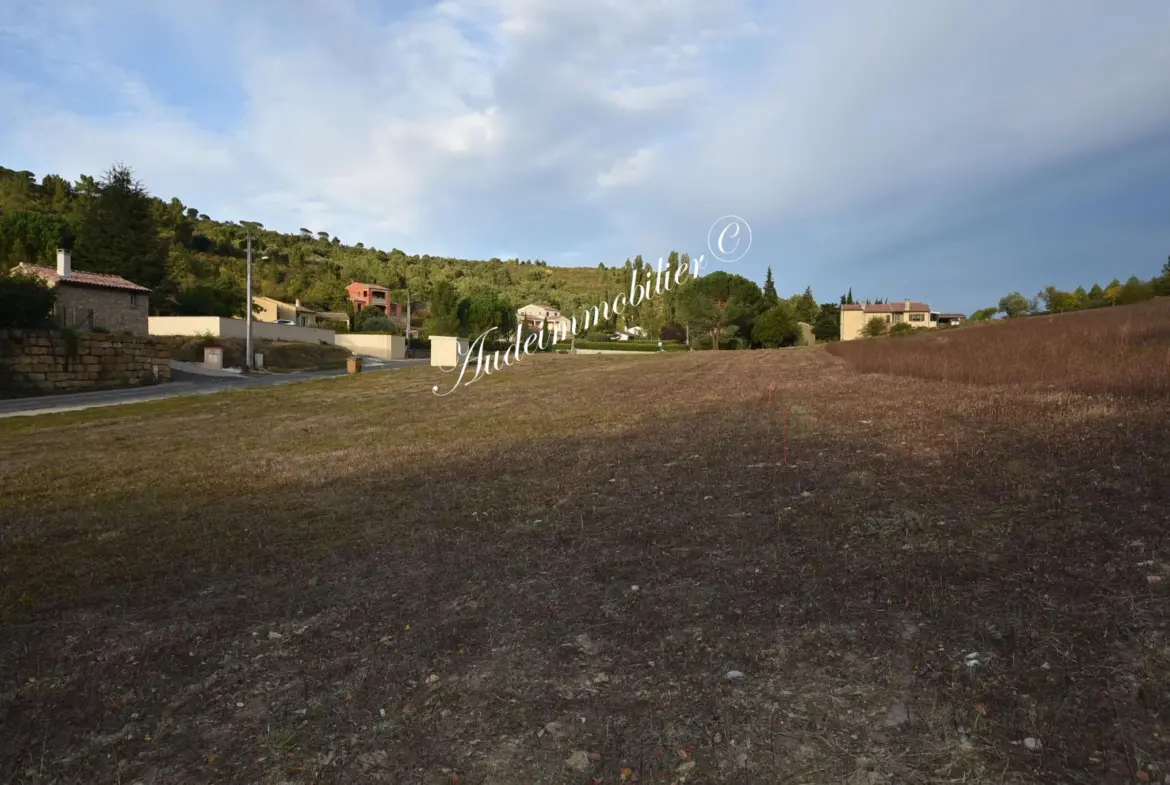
[156, 335, 352, 372]
[0, 344, 1167, 784]
[827, 298, 1170, 397]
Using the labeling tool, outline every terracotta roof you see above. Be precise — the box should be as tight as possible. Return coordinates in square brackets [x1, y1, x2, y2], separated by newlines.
[841, 301, 931, 313]
[937, 313, 965, 319]
[347, 281, 390, 291]
[15, 263, 151, 293]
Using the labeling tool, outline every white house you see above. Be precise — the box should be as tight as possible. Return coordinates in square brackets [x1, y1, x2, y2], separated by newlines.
[615, 326, 648, 341]
[517, 303, 573, 335]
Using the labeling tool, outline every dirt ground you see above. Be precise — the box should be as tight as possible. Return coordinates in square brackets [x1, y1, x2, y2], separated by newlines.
[0, 348, 1167, 784]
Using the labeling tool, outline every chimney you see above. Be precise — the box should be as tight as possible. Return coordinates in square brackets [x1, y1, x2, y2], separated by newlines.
[57, 248, 71, 278]
[295, 298, 302, 308]
[904, 299, 911, 311]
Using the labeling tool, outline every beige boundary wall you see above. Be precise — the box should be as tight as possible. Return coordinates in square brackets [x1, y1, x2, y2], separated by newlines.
[334, 333, 406, 360]
[149, 316, 336, 345]
[429, 335, 469, 368]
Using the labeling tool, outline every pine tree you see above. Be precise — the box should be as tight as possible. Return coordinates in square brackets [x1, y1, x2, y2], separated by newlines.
[74, 164, 166, 294]
[763, 266, 779, 306]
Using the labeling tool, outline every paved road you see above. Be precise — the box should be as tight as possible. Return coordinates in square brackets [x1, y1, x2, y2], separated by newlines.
[0, 359, 428, 419]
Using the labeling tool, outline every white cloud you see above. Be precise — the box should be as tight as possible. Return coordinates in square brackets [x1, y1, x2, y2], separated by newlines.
[2, 0, 1170, 309]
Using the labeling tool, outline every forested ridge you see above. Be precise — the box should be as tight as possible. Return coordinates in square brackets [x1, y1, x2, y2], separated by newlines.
[0, 163, 655, 318]
[3, 162, 1166, 348]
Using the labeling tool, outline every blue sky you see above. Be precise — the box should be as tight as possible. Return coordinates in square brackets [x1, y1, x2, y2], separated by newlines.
[2, 0, 1169, 314]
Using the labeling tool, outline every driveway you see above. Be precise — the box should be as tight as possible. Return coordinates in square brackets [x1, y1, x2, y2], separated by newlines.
[0, 358, 428, 419]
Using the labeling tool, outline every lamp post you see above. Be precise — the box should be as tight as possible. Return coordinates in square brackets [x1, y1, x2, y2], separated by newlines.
[246, 230, 254, 372]
[243, 226, 268, 372]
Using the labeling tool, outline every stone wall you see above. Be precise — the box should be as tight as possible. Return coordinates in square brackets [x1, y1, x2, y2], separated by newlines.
[0, 329, 171, 396]
[56, 284, 149, 335]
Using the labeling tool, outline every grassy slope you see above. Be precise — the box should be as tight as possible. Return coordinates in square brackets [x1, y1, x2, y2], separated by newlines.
[0, 337, 1167, 783]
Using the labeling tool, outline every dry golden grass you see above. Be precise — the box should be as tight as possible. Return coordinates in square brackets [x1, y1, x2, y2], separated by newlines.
[828, 298, 1170, 397]
[0, 347, 1167, 784]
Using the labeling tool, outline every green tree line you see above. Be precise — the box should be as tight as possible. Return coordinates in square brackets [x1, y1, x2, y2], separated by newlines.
[0, 162, 848, 347]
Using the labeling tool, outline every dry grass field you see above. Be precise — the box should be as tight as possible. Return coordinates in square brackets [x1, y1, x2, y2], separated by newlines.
[828, 298, 1170, 397]
[1, 321, 1168, 784]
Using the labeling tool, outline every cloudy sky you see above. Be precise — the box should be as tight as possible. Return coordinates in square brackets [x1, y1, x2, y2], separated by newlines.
[3, 0, 1169, 313]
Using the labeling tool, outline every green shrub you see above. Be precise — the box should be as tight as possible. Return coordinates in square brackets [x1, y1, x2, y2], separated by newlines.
[860, 317, 889, 338]
[0, 272, 57, 329]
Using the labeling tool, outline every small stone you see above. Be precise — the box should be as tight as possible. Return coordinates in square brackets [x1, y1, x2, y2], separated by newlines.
[425, 674, 440, 685]
[725, 670, 746, 681]
[1023, 737, 1041, 750]
[268, 631, 282, 640]
[677, 760, 696, 776]
[541, 721, 565, 739]
[575, 633, 600, 655]
[566, 750, 591, 772]
[1148, 575, 1164, 585]
[884, 699, 909, 727]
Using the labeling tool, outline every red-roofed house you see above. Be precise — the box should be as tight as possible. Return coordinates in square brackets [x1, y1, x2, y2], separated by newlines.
[14, 250, 151, 335]
[840, 300, 938, 340]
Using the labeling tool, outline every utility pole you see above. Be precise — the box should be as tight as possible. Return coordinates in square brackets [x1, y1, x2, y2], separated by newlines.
[405, 292, 411, 350]
[245, 229, 254, 372]
[685, 324, 690, 348]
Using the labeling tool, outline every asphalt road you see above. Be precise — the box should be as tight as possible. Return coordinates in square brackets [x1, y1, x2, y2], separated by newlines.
[0, 359, 427, 419]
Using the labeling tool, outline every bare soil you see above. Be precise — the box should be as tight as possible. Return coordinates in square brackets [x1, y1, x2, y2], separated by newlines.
[0, 348, 1167, 784]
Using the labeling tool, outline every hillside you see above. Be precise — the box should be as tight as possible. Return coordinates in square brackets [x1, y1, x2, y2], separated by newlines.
[0, 164, 635, 317]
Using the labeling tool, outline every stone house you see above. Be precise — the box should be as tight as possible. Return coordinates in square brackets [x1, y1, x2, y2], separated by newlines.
[14, 250, 152, 335]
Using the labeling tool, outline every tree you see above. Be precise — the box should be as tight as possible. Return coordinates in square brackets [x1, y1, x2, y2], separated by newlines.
[424, 280, 463, 336]
[1117, 275, 1153, 305]
[1039, 285, 1082, 313]
[461, 290, 515, 338]
[812, 302, 840, 342]
[997, 292, 1031, 318]
[970, 307, 998, 322]
[74, 163, 166, 298]
[860, 316, 888, 338]
[173, 280, 245, 317]
[790, 286, 819, 324]
[0, 270, 57, 328]
[674, 271, 765, 350]
[0, 211, 73, 269]
[1103, 279, 1122, 306]
[1154, 256, 1170, 297]
[762, 267, 779, 306]
[754, 303, 798, 347]
[358, 313, 395, 332]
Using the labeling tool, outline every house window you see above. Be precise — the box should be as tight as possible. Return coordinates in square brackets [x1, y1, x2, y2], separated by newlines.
[910, 313, 925, 322]
[130, 293, 138, 308]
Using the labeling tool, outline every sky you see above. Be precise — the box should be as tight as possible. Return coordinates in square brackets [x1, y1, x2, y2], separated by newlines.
[2, 0, 1169, 314]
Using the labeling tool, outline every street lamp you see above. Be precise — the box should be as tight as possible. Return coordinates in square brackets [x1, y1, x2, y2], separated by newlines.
[244, 226, 269, 372]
